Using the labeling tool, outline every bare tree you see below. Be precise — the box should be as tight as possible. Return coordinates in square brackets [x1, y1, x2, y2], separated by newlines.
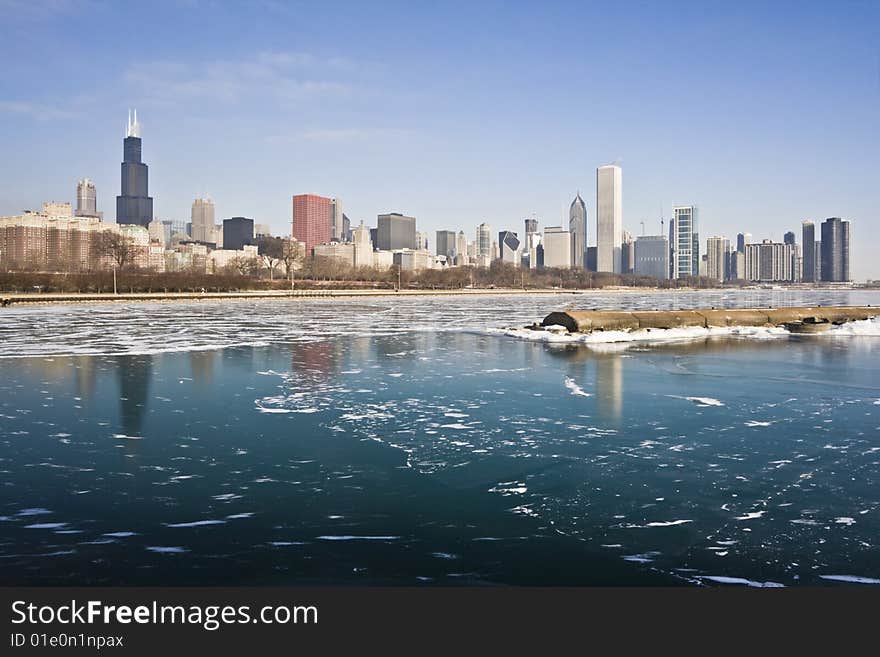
[279, 239, 305, 279]
[94, 231, 136, 269]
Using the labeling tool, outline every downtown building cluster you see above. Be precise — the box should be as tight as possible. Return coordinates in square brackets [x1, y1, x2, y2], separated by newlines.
[0, 112, 854, 283]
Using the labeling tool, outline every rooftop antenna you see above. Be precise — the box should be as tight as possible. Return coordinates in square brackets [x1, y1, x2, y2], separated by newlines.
[640, 220, 645, 236]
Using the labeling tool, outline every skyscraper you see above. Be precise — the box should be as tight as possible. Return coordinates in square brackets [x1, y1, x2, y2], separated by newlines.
[191, 197, 215, 243]
[377, 213, 417, 251]
[671, 205, 699, 278]
[330, 198, 343, 242]
[75, 179, 100, 219]
[820, 217, 851, 282]
[222, 217, 254, 251]
[498, 231, 521, 265]
[596, 165, 622, 273]
[477, 223, 492, 262]
[542, 227, 571, 269]
[116, 109, 153, 227]
[455, 231, 468, 265]
[783, 231, 796, 246]
[802, 220, 816, 283]
[293, 194, 332, 254]
[569, 192, 587, 269]
[634, 235, 669, 279]
[706, 236, 730, 282]
[436, 230, 456, 259]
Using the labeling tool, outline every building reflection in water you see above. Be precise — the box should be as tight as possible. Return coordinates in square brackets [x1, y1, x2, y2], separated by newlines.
[117, 356, 152, 437]
[595, 354, 623, 425]
[189, 350, 217, 386]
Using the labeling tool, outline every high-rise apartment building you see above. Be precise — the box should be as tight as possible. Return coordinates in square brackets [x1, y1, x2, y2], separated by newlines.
[706, 236, 730, 282]
[569, 192, 587, 269]
[671, 205, 699, 278]
[820, 217, 851, 282]
[292, 194, 332, 254]
[116, 109, 153, 227]
[745, 240, 795, 282]
[377, 213, 417, 251]
[596, 165, 622, 273]
[802, 220, 816, 283]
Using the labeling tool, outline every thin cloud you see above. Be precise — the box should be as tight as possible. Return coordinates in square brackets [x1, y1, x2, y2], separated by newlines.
[0, 100, 81, 120]
[265, 127, 415, 144]
[123, 51, 360, 108]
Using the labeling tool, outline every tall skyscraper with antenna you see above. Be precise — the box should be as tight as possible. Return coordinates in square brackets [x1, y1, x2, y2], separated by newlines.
[115, 109, 153, 226]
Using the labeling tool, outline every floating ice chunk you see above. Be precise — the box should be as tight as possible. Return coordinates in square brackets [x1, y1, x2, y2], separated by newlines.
[643, 519, 693, 527]
[745, 420, 773, 427]
[564, 377, 592, 397]
[146, 546, 188, 554]
[25, 522, 67, 529]
[316, 535, 400, 541]
[819, 575, 880, 584]
[698, 576, 785, 587]
[165, 520, 226, 528]
[735, 511, 766, 521]
[834, 517, 856, 526]
[666, 395, 724, 407]
[103, 531, 137, 538]
[16, 508, 52, 517]
[226, 513, 254, 519]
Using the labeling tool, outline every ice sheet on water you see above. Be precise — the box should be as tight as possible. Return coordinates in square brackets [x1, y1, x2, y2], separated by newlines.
[564, 377, 591, 397]
[698, 576, 785, 588]
[819, 575, 880, 584]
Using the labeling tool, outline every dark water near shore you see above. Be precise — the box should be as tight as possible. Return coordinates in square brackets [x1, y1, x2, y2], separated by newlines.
[1, 290, 879, 586]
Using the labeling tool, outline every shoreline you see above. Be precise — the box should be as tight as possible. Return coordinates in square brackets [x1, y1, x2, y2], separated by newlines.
[0, 285, 869, 307]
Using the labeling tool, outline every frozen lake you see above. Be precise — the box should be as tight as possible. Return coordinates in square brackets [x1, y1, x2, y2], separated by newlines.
[1, 289, 878, 586]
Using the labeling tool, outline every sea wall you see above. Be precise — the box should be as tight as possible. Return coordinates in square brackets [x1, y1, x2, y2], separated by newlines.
[542, 306, 878, 333]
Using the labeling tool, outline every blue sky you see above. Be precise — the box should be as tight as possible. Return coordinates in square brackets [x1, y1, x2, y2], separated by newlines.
[1, 0, 877, 278]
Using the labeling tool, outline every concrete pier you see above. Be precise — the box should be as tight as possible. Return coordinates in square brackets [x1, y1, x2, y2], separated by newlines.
[541, 306, 877, 333]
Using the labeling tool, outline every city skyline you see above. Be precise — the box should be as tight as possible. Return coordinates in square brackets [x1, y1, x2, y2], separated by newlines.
[0, 1, 877, 278]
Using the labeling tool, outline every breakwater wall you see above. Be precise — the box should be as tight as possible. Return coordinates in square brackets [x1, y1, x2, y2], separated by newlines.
[541, 306, 878, 333]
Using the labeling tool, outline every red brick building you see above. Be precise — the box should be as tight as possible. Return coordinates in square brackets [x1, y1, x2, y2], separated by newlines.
[292, 194, 331, 255]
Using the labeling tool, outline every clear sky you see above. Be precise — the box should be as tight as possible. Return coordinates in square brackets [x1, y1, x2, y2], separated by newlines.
[1, 0, 877, 278]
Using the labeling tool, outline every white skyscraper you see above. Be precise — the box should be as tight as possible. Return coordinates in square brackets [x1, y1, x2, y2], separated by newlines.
[542, 227, 571, 269]
[568, 192, 587, 268]
[596, 165, 622, 273]
[477, 223, 492, 257]
[191, 197, 215, 243]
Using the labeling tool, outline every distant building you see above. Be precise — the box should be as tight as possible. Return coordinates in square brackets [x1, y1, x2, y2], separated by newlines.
[820, 217, 851, 282]
[569, 192, 587, 269]
[586, 246, 597, 272]
[542, 227, 571, 269]
[621, 231, 634, 274]
[706, 236, 730, 282]
[596, 165, 622, 273]
[352, 221, 374, 268]
[671, 205, 699, 278]
[498, 231, 521, 265]
[784, 231, 796, 246]
[115, 109, 153, 227]
[330, 198, 343, 241]
[377, 213, 416, 251]
[191, 197, 215, 243]
[341, 213, 352, 242]
[393, 248, 433, 271]
[292, 194, 332, 254]
[736, 232, 751, 254]
[455, 231, 469, 265]
[745, 240, 795, 282]
[436, 230, 456, 258]
[254, 223, 272, 238]
[75, 178, 101, 219]
[634, 235, 669, 280]
[223, 217, 254, 251]
[477, 223, 492, 259]
[802, 220, 817, 283]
